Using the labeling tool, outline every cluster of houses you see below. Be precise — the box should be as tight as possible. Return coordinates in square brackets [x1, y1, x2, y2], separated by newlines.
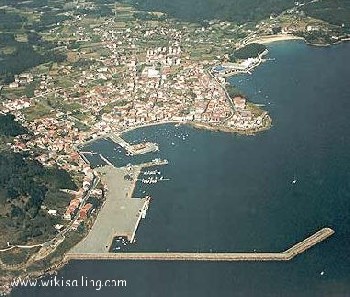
[8, 73, 33, 89]
[146, 46, 182, 66]
[0, 11, 274, 235]
[64, 199, 93, 222]
[227, 96, 268, 130]
[1, 98, 31, 112]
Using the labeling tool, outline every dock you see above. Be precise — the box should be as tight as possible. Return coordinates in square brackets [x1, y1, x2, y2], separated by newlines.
[108, 133, 159, 156]
[99, 154, 113, 166]
[78, 152, 90, 165]
[67, 228, 334, 262]
[69, 160, 167, 254]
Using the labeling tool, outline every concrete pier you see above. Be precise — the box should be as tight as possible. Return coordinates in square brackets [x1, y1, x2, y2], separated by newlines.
[67, 228, 334, 262]
[69, 160, 167, 254]
[108, 133, 159, 156]
[99, 154, 113, 166]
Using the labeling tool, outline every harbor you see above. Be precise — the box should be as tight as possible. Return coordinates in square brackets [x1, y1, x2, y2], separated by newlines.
[66, 228, 334, 261]
[69, 159, 168, 254]
[8, 37, 350, 297]
[212, 50, 268, 78]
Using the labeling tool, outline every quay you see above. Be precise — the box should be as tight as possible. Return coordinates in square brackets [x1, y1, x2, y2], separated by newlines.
[69, 160, 168, 254]
[108, 133, 159, 156]
[140, 158, 168, 168]
[78, 152, 90, 165]
[67, 228, 334, 262]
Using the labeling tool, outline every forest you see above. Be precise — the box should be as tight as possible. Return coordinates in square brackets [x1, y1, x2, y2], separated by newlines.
[0, 115, 77, 246]
[303, 0, 350, 27]
[0, 152, 77, 246]
[125, 0, 350, 26]
[230, 43, 267, 61]
[125, 0, 296, 23]
[0, 114, 28, 136]
[0, 33, 66, 84]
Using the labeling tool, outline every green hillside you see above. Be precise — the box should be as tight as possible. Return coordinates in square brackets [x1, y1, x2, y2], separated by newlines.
[303, 0, 350, 27]
[126, 0, 295, 23]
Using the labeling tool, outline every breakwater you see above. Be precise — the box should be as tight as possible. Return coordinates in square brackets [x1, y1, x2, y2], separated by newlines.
[66, 228, 334, 262]
[108, 133, 159, 155]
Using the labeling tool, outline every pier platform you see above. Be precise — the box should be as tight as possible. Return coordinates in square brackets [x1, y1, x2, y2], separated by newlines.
[108, 133, 158, 156]
[70, 166, 148, 253]
[69, 160, 167, 254]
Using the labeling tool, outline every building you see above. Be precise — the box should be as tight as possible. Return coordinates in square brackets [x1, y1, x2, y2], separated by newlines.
[48, 209, 57, 216]
[233, 97, 247, 110]
[78, 203, 93, 219]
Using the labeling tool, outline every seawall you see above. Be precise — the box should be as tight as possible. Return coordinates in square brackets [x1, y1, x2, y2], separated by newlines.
[66, 228, 334, 262]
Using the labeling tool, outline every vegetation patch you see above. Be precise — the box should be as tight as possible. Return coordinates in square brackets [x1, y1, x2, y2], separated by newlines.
[230, 43, 267, 61]
[0, 152, 77, 247]
[126, 0, 296, 23]
[0, 114, 28, 137]
[303, 0, 350, 27]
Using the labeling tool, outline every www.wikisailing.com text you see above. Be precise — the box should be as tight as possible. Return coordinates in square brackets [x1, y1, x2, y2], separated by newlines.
[11, 276, 127, 291]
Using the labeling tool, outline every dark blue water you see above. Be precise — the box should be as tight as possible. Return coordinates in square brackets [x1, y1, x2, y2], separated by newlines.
[11, 41, 350, 297]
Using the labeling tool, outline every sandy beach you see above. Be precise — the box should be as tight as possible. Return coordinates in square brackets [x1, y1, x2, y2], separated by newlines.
[247, 34, 304, 45]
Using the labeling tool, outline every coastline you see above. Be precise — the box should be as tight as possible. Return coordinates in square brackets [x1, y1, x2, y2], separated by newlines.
[189, 116, 272, 135]
[246, 34, 305, 45]
[120, 116, 272, 139]
[3, 35, 346, 296]
[247, 33, 350, 47]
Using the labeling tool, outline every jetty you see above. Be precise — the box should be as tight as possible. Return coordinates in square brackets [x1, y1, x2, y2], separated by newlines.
[99, 154, 113, 166]
[69, 160, 168, 254]
[67, 228, 334, 262]
[108, 133, 159, 156]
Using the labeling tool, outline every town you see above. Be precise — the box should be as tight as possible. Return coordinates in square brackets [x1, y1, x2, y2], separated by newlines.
[0, 2, 275, 232]
[0, 0, 349, 294]
[2, 0, 349, 248]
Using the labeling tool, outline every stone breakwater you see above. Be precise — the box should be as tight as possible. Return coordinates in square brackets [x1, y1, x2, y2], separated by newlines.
[66, 228, 334, 262]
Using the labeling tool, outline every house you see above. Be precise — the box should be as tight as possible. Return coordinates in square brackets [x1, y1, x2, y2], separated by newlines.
[55, 224, 64, 231]
[233, 97, 247, 110]
[63, 210, 72, 220]
[79, 203, 93, 219]
[71, 220, 82, 231]
[9, 82, 19, 88]
[63, 198, 80, 220]
[48, 209, 57, 216]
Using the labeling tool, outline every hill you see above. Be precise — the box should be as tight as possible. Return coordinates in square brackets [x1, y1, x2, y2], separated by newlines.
[126, 0, 350, 29]
[303, 0, 350, 27]
[126, 0, 295, 23]
[0, 115, 77, 247]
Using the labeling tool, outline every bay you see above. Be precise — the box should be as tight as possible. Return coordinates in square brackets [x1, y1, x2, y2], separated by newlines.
[11, 41, 350, 297]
